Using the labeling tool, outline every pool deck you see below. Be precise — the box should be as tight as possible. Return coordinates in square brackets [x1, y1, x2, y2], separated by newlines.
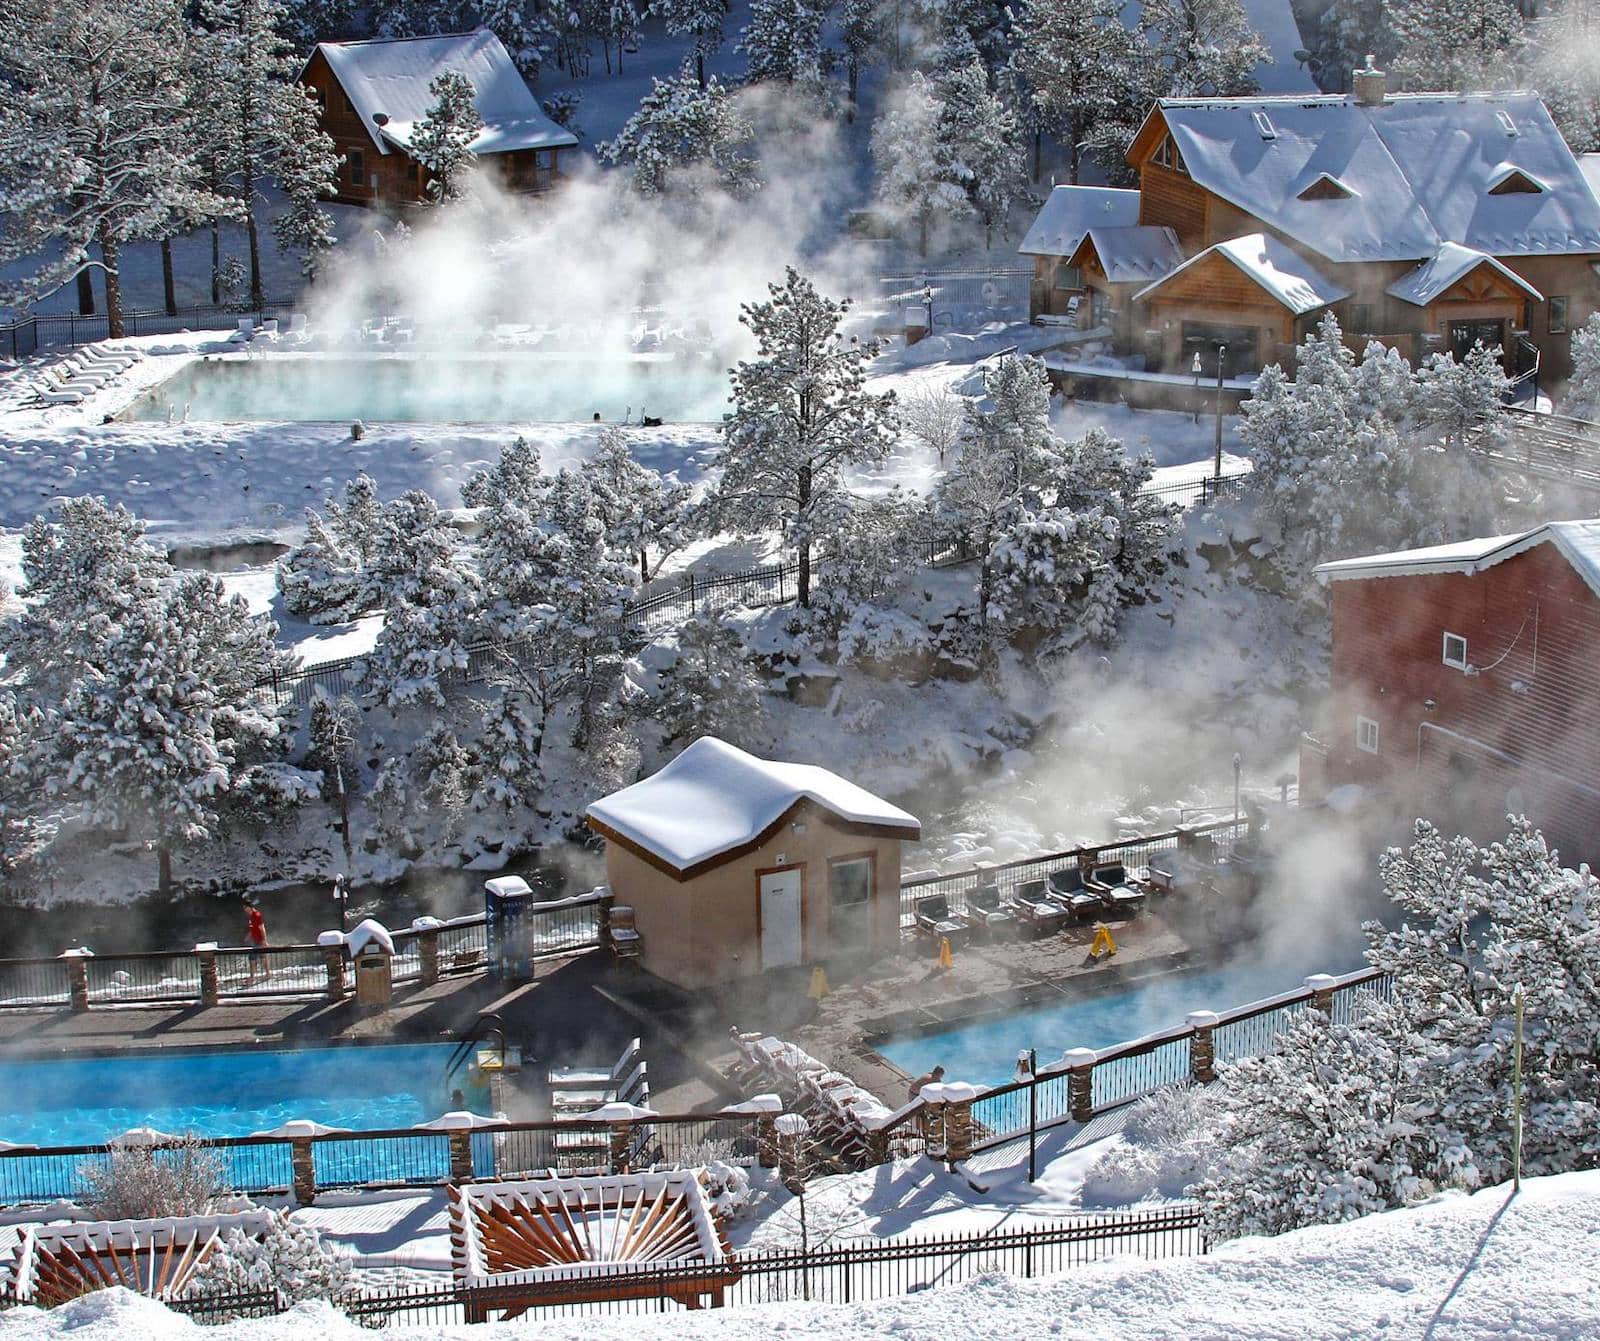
[0, 902, 1219, 1120]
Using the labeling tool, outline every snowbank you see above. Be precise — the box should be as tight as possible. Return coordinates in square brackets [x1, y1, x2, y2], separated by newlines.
[5, 1173, 1598, 1338]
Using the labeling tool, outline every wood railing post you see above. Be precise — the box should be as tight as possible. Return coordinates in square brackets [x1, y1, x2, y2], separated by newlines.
[1186, 1011, 1219, 1084]
[597, 891, 614, 948]
[61, 948, 91, 1013]
[449, 1130, 474, 1184]
[291, 1136, 317, 1205]
[195, 943, 220, 1007]
[1305, 974, 1337, 1017]
[1063, 1047, 1096, 1123]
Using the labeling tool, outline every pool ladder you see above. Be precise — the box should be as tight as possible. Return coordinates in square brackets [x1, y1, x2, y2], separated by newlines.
[445, 1014, 506, 1085]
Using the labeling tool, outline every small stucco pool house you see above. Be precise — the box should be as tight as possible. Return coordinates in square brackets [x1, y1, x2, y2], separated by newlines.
[584, 737, 922, 990]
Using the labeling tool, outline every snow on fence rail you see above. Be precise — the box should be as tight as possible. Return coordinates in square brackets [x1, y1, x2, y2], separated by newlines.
[159, 1206, 1205, 1325]
[0, 300, 297, 359]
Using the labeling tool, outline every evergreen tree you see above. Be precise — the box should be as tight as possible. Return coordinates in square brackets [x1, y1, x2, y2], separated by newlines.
[654, 614, 769, 754]
[1136, 0, 1269, 97]
[277, 513, 364, 623]
[462, 436, 546, 512]
[473, 0, 558, 78]
[271, 91, 341, 285]
[871, 72, 970, 255]
[738, 0, 825, 84]
[0, 0, 230, 336]
[409, 72, 484, 202]
[583, 426, 691, 582]
[1563, 312, 1600, 419]
[1413, 345, 1510, 452]
[0, 693, 49, 878]
[1388, 0, 1524, 91]
[1527, 1, 1600, 153]
[654, 0, 727, 86]
[1007, 0, 1134, 184]
[934, 57, 1029, 248]
[280, 0, 356, 46]
[838, 0, 881, 119]
[710, 268, 899, 608]
[599, 70, 759, 197]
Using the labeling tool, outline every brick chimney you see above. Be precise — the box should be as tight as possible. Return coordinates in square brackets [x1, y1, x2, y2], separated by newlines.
[1352, 55, 1387, 107]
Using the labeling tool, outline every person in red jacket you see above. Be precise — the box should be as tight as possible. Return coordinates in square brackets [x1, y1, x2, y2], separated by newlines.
[244, 898, 268, 985]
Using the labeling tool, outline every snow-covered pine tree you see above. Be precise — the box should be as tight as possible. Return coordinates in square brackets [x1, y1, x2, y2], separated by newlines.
[409, 72, 484, 202]
[1563, 312, 1600, 419]
[1388, 0, 1524, 91]
[654, 0, 727, 86]
[472, 0, 558, 79]
[1007, 0, 1135, 184]
[0, 0, 230, 336]
[710, 268, 899, 608]
[0, 693, 49, 878]
[1526, 1, 1600, 154]
[654, 614, 769, 755]
[871, 72, 971, 255]
[280, 0, 357, 48]
[933, 57, 1029, 248]
[1314, 0, 1397, 89]
[738, 0, 825, 84]
[838, 0, 881, 119]
[305, 692, 361, 803]
[599, 70, 759, 197]
[469, 677, 547, 814]
[963, 351, 1056, 486]
[271, 87, 341, 285]
[3, 498, 171, 707]
[1135, 0, 1270, 97]
[277, 513, 364, 623]
[51, 572, 299, 893]
[583, 426, 691, 581]
[463, 436, 546, 512]
[189, 1216, 352, 1316]
[1413, 344, 1510, 452]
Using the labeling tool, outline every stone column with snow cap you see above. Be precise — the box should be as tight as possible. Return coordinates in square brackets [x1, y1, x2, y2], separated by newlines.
[60, 947, 92, 1012]
[411, 917, 443, 986]
[1062, 1048, 1096, 1123]
[937, 1082, 982, 1165]
[590, 1101, 658, 1175]
[1186, 1011, 1220, 1084]
[918, 1082, 949, 1159]
[723, 1095, 784, 1167]
[194, 943, 220, 1007]
[317, 930, 347, 1001]
[1305, 974, 1338, 1017]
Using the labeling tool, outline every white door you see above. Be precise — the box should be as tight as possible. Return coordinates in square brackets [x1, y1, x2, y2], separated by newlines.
[759, 869, 803, 970]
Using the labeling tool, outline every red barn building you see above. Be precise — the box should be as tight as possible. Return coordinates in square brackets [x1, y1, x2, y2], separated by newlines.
[1306, 521, 1600, 860]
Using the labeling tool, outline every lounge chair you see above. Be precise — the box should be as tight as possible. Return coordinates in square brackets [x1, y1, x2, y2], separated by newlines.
[607, 905, 642, 960]
[914, 895, 969, 944]
[1087, 862, 1148, 917]
[77, 346, 136, 370]
[965, 882, 1016, 934]
[1047, 868, 1103, 921]
[1012, 879, 1072, 933]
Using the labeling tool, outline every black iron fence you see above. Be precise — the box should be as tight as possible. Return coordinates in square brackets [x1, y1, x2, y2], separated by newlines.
[165, 1206, 1205, 1324]
[876, 267, 1036, 325]
[0, 301, 297, 360]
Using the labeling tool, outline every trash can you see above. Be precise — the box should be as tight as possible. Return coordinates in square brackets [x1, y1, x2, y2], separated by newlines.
[354, 946, 393, 1006]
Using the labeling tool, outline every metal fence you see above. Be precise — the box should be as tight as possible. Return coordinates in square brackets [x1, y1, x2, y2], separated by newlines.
[165, 1205, 1205, 1325]
[623, 561, 802, 635]
[877, 267, 1036, 325]
[0, 301, 297, 360]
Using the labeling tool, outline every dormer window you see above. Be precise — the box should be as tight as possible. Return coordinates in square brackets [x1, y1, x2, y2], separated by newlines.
[1495, 109, 1518, 137]
[1298, 173, 1357, 201]
[1488, 169, 1545, 196]
[1152, 135, 1187, 175]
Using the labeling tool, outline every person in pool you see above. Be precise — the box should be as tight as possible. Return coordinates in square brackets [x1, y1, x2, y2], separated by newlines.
[244, 898, 268, 984]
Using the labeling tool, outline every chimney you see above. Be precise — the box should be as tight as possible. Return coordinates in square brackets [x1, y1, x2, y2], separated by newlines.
[1352, 55, 1386, 108]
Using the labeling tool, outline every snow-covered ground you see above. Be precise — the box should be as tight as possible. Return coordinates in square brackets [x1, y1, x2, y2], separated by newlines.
[6, 1171, 1597, 1339]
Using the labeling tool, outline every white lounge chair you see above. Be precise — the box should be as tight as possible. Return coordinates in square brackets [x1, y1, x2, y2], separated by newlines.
[77, 346, 136, 370]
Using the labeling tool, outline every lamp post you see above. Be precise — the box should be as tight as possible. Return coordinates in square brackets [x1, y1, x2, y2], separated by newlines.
[1191, 351, 1203, 424]
[1213, 343, 1227, 483]
[922, 283, 935, 336]
[1232, 753, 1242, 824]
[1015, 1049, 1039, 1182]
[333, 873, 349, 933]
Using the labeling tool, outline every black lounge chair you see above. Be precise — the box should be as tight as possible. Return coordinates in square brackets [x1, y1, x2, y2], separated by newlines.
[1047, 868, 1103, 921]
[915, 895, 969, 944]
[1012, 879, 1072, 933]
[965, 882, 1016, 933]
[1088, 862, 1148, 917]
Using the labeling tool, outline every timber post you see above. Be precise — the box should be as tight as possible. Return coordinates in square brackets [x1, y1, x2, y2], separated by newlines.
[1305, 973, 1337, 1017]
[318, 932, 347, 1002]
[1186, 1010, 1220, 1084]
[1063, 1047, 1096, 1123]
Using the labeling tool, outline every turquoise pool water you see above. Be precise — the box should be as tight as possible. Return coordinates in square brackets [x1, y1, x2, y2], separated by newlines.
[877, 963, 1324, 1089]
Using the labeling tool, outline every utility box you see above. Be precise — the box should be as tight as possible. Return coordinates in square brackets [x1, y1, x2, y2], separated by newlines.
[354, 946, 393, 1006]
[484, 876, 536, 982]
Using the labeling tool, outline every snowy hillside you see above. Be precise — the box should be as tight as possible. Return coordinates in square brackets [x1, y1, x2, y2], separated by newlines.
[5, 1173, 1598, 1339]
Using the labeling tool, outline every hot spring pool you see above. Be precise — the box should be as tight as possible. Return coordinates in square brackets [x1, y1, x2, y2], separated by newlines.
[877, 963, 1326, 1090]
[0, 1043, 490, 1200]
[123, 353, 730, 423]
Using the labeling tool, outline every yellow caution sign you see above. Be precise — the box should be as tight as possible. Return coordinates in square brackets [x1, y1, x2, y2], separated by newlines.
[937, 937, 955, 970]
[1089, 924, 1118, 960]
[806, 965, 830, 999]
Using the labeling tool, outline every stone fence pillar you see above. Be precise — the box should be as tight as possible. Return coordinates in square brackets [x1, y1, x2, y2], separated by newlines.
[411, 917, 442, 986]
[194, 943, 220, 1007]
[938, 1082, 980, 1165]
[318, 930, 347, 1002]
[448, 1130, 474, 1183]
[61, 947, 91, 1013]
[1186, 1010, 1220, 1084]
[1305, 973, 1338, 1017]
[720, 1095, 783, 1168]
[1063, 1047, 1096, 1123]
[291, 1137, 317, 1204]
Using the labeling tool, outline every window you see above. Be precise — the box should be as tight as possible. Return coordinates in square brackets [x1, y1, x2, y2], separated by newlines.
[1053, 264, 1081, 291]
[1442, 631, 1469, 670]
[1549, 296, 1569, 334]
[831, 857, 872, 908]
[1488, 169, 1544, 196]
[346, 148, 364, 186]
[1297, 173, 1356, 201]
[406, 159, 420, 182]
[1356, 716, 1380, 754]
[1153, 135, 1187, 174]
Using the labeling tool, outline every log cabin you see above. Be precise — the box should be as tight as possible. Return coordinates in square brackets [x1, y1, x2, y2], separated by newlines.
[1022, 63, 1600, 390]
[1304, 520, 1600, 863]
[301, 30, 579, 208]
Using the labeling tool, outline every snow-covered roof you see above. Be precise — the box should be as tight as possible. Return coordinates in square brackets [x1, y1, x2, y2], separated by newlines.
[1134, 232, 1347, 315]
[1314, 520, 1600, 599]
[1581, 152, 1600, 206]
[585, 737, 921, 877]
[310, 30, 578, 158]
[1386, 242, 1544, 307]
[1018, 186, 1140, 258]
[1146, 92, 1600, 263]
[1075, 226, 1185, 283]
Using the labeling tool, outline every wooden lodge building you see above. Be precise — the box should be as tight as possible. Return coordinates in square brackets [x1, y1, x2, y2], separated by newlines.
[1303, 520, 1600, 863]
[1020, 64, 1600, 387]
[584, 737, 921, 991]
[300, 30, 579, 208]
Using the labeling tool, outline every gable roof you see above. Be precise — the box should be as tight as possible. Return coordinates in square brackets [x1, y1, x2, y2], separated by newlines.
[1019, 185, 1140, 258]
[585, 737, 921, 879]
[1138, 92, 1600, 264]
[1386, 241, 1544, 307]
[1313, 520, 1600, 600]
[1134, 232, 1347, 315]
[310, 30, 578, 158]
[1072, 225, 1185, 283]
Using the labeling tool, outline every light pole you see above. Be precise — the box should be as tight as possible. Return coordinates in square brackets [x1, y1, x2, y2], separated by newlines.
[922, 283, 935, 336]
[1213, 343, 1227, 483]
[1191, 351, 1202, 424]
[1232, 753, 1242, 824]
[1015, 1048, 1039, 1182]
[333, 873, 349, 933]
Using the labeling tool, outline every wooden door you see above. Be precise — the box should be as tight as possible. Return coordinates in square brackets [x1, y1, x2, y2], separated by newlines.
[759, 869, 803, 970]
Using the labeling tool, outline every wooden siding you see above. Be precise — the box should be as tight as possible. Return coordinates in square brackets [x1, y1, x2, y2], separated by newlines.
[1324, 544, 1600, 859]
[1138, 164, 1208, 248]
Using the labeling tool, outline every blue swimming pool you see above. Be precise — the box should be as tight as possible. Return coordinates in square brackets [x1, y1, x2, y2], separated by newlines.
[877, 963, 1328, 1089]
